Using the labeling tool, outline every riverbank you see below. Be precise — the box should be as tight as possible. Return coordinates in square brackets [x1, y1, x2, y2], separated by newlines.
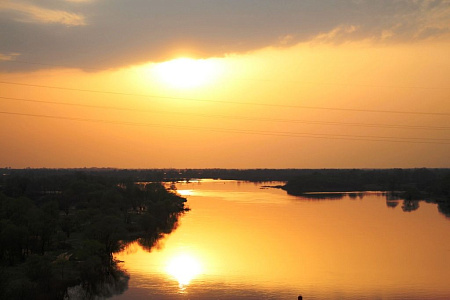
[0, 170, 188, 299]
[280, 169, 450, 217]
[281, 169, 449, 197]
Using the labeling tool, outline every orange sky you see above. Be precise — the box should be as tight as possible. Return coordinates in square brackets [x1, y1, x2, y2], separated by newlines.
[1, 1, 449, 168]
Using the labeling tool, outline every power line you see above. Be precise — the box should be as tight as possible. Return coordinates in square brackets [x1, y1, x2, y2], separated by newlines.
[237, 78, 450, 90]
[1, 110, 449, 145]
[1, 95, 449, 131]
[1, 81, 449, 116]
[3, 59, 449, 90]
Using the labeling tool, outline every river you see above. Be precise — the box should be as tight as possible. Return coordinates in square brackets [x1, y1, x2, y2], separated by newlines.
[112, 179, 450, 299]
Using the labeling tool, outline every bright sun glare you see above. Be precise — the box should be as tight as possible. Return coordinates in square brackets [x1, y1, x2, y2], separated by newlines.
[166, 253, 202, 288]
[153, 57, 220, 89]
[177, 189, 194, 196]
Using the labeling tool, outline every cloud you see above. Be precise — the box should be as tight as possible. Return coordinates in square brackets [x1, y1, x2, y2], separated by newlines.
[0, 52, 20, 61]
[0, 1, 86, 26]
[312, 25, 360, 43]
[0, 0, 449, 72]
[65, 0, 95, 2]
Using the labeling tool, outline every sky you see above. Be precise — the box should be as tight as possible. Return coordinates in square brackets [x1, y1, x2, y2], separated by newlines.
[1, 0, 449, 169]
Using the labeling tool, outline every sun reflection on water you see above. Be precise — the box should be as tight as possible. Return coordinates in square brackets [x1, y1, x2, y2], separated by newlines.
[166, 253, 203, 290]
[177, 189, 194, 196]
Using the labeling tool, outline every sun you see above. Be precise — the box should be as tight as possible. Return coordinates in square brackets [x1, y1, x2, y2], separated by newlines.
[166, 253, 202, 288]
[153, 57, 220, 89]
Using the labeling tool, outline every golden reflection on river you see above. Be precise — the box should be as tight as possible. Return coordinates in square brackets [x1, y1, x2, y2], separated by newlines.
[113, 180, 450, 299]
[166, 253, 202, 289]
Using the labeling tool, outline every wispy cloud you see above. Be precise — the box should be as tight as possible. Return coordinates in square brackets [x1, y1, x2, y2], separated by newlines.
[0, 1, 86, 26]
[311, 0, 450, 43]
[0, 52, 20, 61]
[412, 0, 450, 39]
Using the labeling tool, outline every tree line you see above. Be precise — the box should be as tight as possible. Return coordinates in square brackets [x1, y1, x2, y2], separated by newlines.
[0, 170, 188, 299]
[282, 168, 450, 196]
[282, 168, 450, 217]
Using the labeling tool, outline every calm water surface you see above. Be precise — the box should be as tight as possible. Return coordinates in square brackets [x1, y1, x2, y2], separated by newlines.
[112, 180, 450, 299]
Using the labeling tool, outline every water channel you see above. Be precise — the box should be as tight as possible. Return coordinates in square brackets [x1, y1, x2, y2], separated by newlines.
[112, 179, 450, 299]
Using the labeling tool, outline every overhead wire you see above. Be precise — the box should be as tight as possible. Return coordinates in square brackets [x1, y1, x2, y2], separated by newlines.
[1, 110, 449, 145]
[3, 59, 450, 90]
[1, 95, 449, 131]
[1, 74, 449, 145]
[1, 81, 449, 116]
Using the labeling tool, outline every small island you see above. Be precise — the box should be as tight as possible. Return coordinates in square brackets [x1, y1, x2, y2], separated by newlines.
[281, 168, 450, 217]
